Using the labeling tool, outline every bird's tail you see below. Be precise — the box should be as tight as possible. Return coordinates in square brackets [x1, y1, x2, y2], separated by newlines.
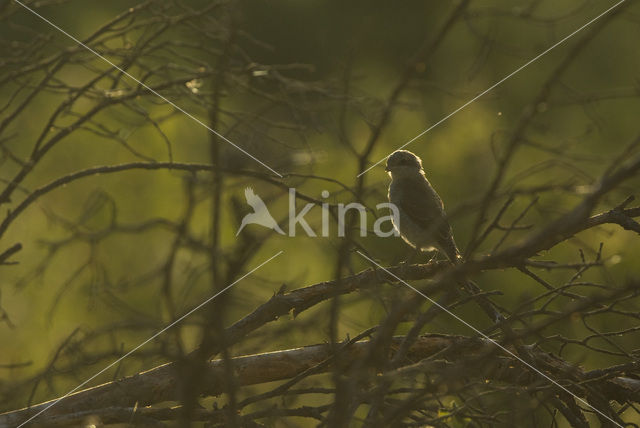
[443, 239, 462, 264]
[448, 245, 503, 322]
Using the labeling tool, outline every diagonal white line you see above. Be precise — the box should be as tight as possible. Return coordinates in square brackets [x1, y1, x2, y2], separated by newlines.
[356, 251, 624, 427]
[16, 250, 284, 427]
[13, 0, 283, 178]
[357, 0, 626, 177]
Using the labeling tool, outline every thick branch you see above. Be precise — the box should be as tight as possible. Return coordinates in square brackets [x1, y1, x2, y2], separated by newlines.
[2, 334, 639, 426]
[3, 179, 639, 425]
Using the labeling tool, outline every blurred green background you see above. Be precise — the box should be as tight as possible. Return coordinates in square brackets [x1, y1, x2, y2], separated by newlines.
[1, 0, 640, 425]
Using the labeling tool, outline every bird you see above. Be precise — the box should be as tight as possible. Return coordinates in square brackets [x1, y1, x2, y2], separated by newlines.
[236, 187, 285, 236]
[385, 149, 461, 263]
[385, 151, 508, 323]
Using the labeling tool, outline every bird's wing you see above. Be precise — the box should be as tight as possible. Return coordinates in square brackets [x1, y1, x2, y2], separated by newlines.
[245, 187, 268, 211]
[394, 177, 445, 227]
[394, 176, 459, 257]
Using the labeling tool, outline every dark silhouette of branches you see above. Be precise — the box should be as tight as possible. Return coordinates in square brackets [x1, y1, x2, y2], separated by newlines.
[2, 1, 640, 427]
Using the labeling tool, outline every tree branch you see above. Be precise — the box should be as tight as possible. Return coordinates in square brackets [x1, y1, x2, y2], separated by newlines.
[3, 333, 639, 426]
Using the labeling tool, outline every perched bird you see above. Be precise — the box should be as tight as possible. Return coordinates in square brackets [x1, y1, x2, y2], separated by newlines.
[236, 187, 285, 236]
[386, 150, 506, 323]
[385, 150, 461, 263]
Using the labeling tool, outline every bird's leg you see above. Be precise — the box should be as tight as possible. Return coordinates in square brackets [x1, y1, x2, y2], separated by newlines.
[397, 248, 417, 277]
[426, 251, 438, 264]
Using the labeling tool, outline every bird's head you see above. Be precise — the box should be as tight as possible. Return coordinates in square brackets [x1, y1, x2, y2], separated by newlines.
[385, 150, 423, 177]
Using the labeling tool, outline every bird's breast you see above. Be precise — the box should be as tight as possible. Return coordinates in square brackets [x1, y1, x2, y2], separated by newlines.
[388, 181, 435, 251]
